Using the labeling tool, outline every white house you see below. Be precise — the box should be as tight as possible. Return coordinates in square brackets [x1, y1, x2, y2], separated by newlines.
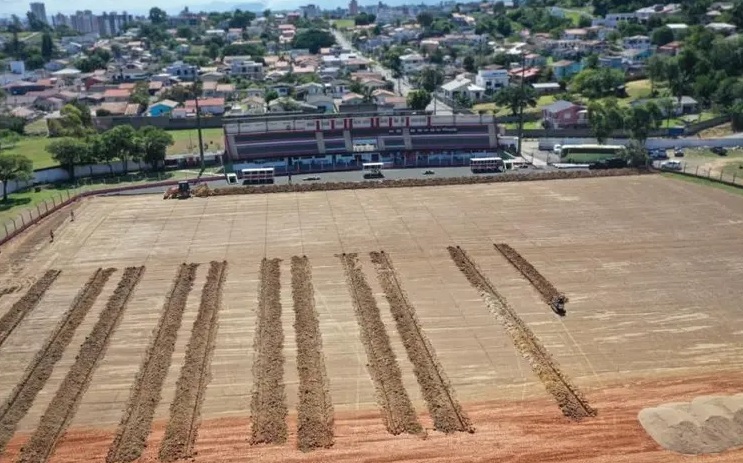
[112, 62, 148, 81]
[400, 53, 425, 73]
[225, 57, 263, 79]
[440, 77, 485, 102]
[475, 68, 509, 92]
[165, 61, 198, 80]
[622, 35, 652, 50]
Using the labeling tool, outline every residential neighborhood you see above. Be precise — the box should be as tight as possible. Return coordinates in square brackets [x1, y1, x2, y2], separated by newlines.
[0, 0, 742, 172]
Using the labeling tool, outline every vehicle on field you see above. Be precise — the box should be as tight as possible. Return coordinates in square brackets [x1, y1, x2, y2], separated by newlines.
[470, 157, 504, 173]
[226, 173, 238, 185]
[241, 167, 275, 184]
[560, 144, 625, 159]
[362, 162, 384, 179]
[712, 147, 728, 156]
[660, 160, 683, 171]
[423, 170, 435, 175]
[588, 157, 627, 169]
[674, 147, 684, 157]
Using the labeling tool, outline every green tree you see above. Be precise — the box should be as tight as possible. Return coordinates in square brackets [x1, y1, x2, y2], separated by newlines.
[418, 67, 444, 92]
[129, 82, 150, 106]
[588, 100, 618, 144]
[0, 154, 33, 202]
[138, 126, 174, 170]
[229, 9, 257, 28]
[407, 89, 432, 110]
[494, 85, 537, 117]
[264, 89, 279, 104]
[622, 140, 649, 167]
[417, 12, 434, 28]
[625, 103, 663, 145]
[354, 13, 376, 26]
[658, 97, 676, 128]
[149, 7, 167, 24]
[730, 101, 743, 131]
[571, 68, 626, 99]
[46, 137, 87, 180]
[651, 26, 674, 46]
[176, 27, 193, 39]
[463, 55, 476, 73]
[101, 125, 139, 174]
[41, 32, 54, 61]
[291, 29, 335, 54]
[646, 55, 667, 96]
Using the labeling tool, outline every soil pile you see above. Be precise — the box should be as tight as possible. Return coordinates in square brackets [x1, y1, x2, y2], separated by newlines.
[639, 393, 743, 454]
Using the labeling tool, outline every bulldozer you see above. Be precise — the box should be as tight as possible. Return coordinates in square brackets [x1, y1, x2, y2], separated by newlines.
[163, 181, 192, 199]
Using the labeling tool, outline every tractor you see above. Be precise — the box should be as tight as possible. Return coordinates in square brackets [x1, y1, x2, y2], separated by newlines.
[163, 181, 192, 199]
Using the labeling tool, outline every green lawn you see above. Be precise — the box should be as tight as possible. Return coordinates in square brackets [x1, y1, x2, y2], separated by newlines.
[2, 128, 225, 171]
[333, 19, 355, 29]
[473, 95, 555, 117]
[625, 79, 652, 100]
[2, 137, 58, 169]
[167, 128, 224, 154]
[24, 118, 49, 136]
[661, 172, 743, 197]
[680, 148, 743, 159]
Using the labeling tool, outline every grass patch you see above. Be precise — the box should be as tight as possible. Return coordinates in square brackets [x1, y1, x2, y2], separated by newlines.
[2, 137, 57, 169]
[474, 95, 554, 117]
[167, 128, 224, 154]
[661, 172, 743, 197]
[333, 19, 355, 29]
[25, 119, 49, 136]
[682, 148, 743, 159]
[625, 79, 652, 100]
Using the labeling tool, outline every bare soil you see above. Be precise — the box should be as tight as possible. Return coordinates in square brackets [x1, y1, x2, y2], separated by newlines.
[494, 243, 568, 309]
[0, 269, 61, 348]
[250, 258, 288, 445]
[291, 256, 334, 452]
[106, 264, 198, 463]
[448, 246, 596, 420]
[370, 251, 473, 434]
[339, 253, 422, 436]
[16, 267, 144, 463]
[159, 261, 227, 462]
[0, 268, 114, 454]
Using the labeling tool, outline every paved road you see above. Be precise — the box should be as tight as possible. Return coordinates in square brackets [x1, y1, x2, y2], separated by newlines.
[332, 30, 454, 115]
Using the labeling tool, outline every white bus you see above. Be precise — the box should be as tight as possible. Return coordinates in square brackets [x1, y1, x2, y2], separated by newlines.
[241, 167, 275, 184]
[362, 162, 384, 178]
[470, 157, 504, 173]
[559, 144, 625, 159]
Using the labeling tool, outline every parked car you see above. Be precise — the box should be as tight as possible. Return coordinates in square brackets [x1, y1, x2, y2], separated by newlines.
[674, 147, 684, 157]
[649, 149, 668, 160]
[660, 160, 683, 171]
[711, 147, 728, 156]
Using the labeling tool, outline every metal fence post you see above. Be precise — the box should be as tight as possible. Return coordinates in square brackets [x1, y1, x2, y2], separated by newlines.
[52, 196, 56, 208]
[720, 170, 724, 181]
[734, 173, 737, 184]
[37, 204, 42, 217]
[20, 214, 25, 227]
[695, 166, 699, 176]
[3, 223, 8, 237]
[708, 169, 712, 178]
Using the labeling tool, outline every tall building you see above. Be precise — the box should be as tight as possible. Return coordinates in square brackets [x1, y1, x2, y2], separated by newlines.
[52, 12, 70, 28]
[301, 4, 321, 18]
[29, 2, 48, 24]
[349, 0, 358, 16]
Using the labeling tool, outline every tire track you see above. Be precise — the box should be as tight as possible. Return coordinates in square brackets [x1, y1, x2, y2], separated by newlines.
[250, 258, 288, 445]
[494, 243, 568, 314]
[0, 270, 61, 348]
[370, 251, 473, 434]
[0, 268, 115, 455]
[291, 256, 334, 451]
[0, 286, 19, 298]
[448, 246, 596, 420]
[339, 253, 422, 436]
[159, 261, 227, 462]
[107, 263, 198, 463]
[16, 267, 145, 463]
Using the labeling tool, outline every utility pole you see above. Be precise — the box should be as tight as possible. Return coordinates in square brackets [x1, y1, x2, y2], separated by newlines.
[194, 77, 205, 171]
[517, 50, 526, 159]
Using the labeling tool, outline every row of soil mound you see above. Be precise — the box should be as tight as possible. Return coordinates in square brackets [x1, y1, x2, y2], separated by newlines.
[107, 264, 198, 463]
[193, 169, 649, 197]
[250, 258, 288, 445]
[448, 246, 596, 421]
[18, 267, 145, 463]
[0, 268, 115, 455]
[493, 244, 568, 312]
[370, 251, 473, 434]
[639, 394, 743, 454]
[0, 269, 61, 348]
[291, 256, 334, 451]
[339, 253, 422, 436]
[159, 261, 227, 462]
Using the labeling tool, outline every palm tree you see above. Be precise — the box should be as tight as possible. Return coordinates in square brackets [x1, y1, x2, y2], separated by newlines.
[361, 86, 374, 103]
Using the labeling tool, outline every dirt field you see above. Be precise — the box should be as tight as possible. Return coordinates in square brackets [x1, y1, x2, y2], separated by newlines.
[0, 174, 743, 462]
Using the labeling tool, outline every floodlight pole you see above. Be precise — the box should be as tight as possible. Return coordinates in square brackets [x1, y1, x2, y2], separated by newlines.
[517, 51, 526, 159]
[194, 75, 205, 171]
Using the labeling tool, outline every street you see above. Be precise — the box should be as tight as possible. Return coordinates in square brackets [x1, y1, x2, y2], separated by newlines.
[332, 29, 454, 115]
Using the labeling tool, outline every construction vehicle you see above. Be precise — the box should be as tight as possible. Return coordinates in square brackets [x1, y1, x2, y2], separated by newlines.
[163, 181, 192, 199]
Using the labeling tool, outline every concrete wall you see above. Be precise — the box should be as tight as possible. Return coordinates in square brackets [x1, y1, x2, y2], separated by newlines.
[538, 136, 743, 151]
[94, 115, 225, 130]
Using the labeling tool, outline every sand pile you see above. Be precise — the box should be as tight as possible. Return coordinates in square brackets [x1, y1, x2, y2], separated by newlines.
[638, 393, 743, 454]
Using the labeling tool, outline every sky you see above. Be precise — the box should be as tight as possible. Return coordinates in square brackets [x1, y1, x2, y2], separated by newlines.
[0, 0, 379, 17]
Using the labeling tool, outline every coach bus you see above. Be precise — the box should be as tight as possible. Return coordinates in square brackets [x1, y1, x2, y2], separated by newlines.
[559, 144, 625, 159]
[470, 157, 504, 173]
[240, 167, 275, 184]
